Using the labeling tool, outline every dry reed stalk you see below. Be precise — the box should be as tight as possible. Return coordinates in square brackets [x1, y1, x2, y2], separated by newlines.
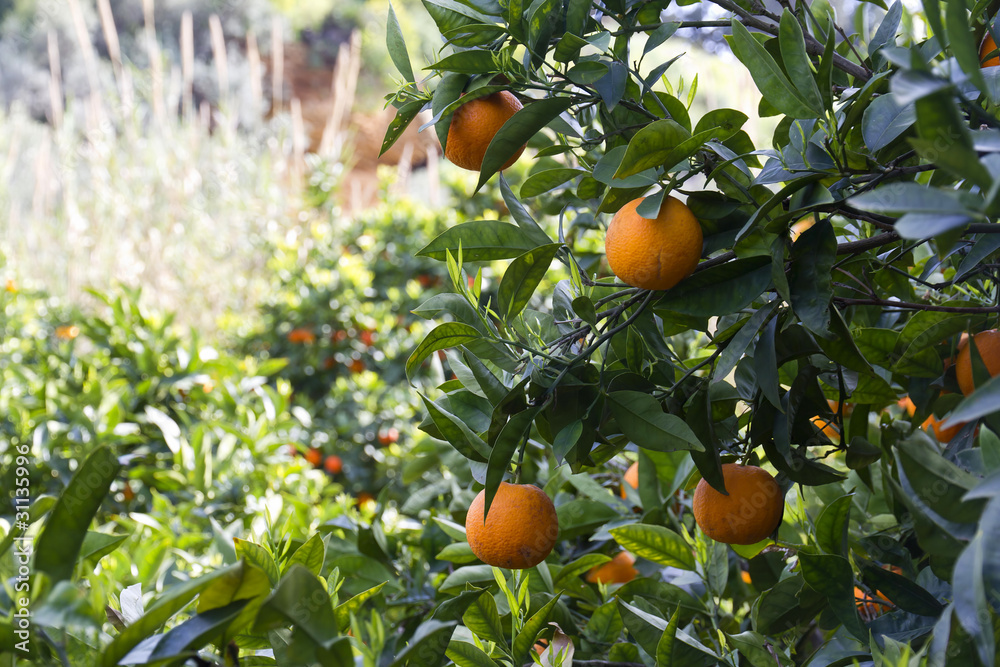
[181, 11, 194, 120]
[392, 141, 414, 197]
[320, 30, 362, 158]
[47, 30, 63, 130]
[66, 0, 103, 122]
[247, 31, 263, 115]
[271, 16, 284, 114]
[31, 131, 52, 222]
[96, 0, 124, 98]
[426, 131, 440, 207]
[209, 15, 228, 106]
[291, 97, 305, 189]
[143, 0, 164, 122]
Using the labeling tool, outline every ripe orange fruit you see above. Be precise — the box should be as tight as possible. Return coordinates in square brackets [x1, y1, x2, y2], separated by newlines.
[811, 416, 840, 442]
[921, 412, 964, 443]
[287, 328, 316, 344]
[349, 358, 366, 374]
[465, 482, 559, 569]
[621, 461, 639, 499]
[789, 216, 815, 241]
[586, 551, 638, 584]
[305, 448, 323, 467]
[855, 586, 890, 620]
[740, 569, 752, 585]
[444, 91, 525, 172]
[359, 330, 375, 347]
[378, 427, 400, 446]
[55, 325, 80, 340]
[827, 399, 853, 416]
[324, 455, 343, 474]
[122, 483, 135, 502]
[692, 464, 784, 545]
[604, 195, 703, 291]
[356, 492, 376, 509]
[955, 330, 1000, 395]
[983, 33, 999, 67]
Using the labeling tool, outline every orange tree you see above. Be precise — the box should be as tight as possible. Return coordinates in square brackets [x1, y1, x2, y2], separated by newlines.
[383, 0, 1000, 664]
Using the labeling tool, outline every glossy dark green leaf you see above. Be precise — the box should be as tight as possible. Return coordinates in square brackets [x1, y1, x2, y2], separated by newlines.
[462, 591, 506, 647]
[101, 565, 242, 667]
[850, 182, 977, 216]
[655, 605, 682, 666]
[726, 631, 777, 667]
[419, 393, 492, 462]
[553, 553, 611, 588]
[431, 72, 470, 151]
[944, 371, 1000, 426]
[520, 168, 587, 198]
[484, 407, 540, 519]
[477, 97, 575, 190]
[125, 600, 248, 662]
[418, 220, 542, 261]
[656, 257, 771, 317]
[714, 301, 777, 382]
[35, 445, 120, 584]
[500, 174, 552, 246]
[609, 524, 695, 570]
[428, 50, 501, 74]
[862, 93, 916, 152]
[755, 314, 782, 410]
[497, 243, 563, 321]
[447, 641, 502, 667]
[896, 433, 983, 524]
[607, 391, 704, 452]
[389, 619, 459, 667]
[612, 119, 692, 179]
[407, 323, 481, 383]
[952, 534, 996, 666]
[253, 566, 338, 644]
[462, 351, 509, 405]
[946, 0, 986, 93]
[815, 494, 852, 558]
[512, 595, 562, 664]
[859, 563, 944, 616]
[913, 92, 992, 190]
[869, 1, 902, 58]
[798, 552, 866, 641]
[789, 219, 836, 337]
[778, 10, 824, 113]
[387, 1, 415, 82]
[729, 20, 818, 118]
[380, 99, 425, 158]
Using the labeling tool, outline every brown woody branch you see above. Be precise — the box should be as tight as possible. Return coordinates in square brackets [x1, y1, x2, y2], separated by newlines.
[834, 297, 1000, 313]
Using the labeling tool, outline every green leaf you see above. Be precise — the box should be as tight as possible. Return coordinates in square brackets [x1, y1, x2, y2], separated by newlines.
[431, 72, 469, 152]
[609, 524, 695, 570]
[387, 1, 415, 82]
[798, 553, 866, 641]
[613, 119, 692, 179]
[476, 97, 575, 190]
[418, 220, 542, 261]
[334, 582, 388, 631]
[500, 174, 552, 246]
[79, 531, 128, 565]
[727, 631, 780, 667]
[655, 605, 682, 666]
[895, 433, 983, 524]
[862, 93, 916, 152]
[407, 323, 482, 383]
[127, 600, 248, 662]
[945, 369, 1000, 425]
[553, 553, 611, 588]
[286, 533, 327, 577]
[655, 257, 772, 317]
[497, 244, 563, 321]
[253, 566, 338, 645]
[234, 538, 280, 586]
[858, 563, 944, 616]
[512, 594, 562, 664]
[946, 0, 987, 94]
[778, 10, 824, 113]
[952, 534, 996, 666]
[912, 92, 992, 191]
[380, 99, 425, 158]
[789, 219, 836, 337]
[390, 619, 459, 667]
[101, 565, 242, 667]
[419, 393, 492, 462]
[729, 20, 819, 118]
[713, 301, 777, 382]
[428, 50, 501, 74]
[484, 407, 540, 519]
[520, 168, 587, 198]
[607, 391, 704, 452]
[35, 445, 120, 584]
[447, 641, 502, 667]
[462, 591, 507, 647]
[814, 494, 852, 558]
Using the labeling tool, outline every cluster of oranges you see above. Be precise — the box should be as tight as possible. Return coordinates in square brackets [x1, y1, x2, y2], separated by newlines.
[286, 326, 374, 374]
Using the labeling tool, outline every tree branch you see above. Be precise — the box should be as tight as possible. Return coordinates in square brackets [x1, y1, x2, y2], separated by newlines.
[707, 0, 872, 82]
[834, 297, 1000, 313]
